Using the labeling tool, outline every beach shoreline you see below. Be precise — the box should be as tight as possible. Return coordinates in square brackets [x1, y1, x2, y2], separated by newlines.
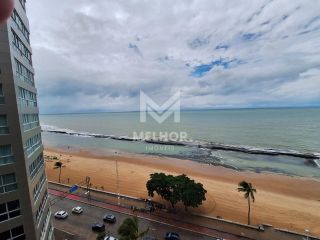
[44, 146, 320, 236]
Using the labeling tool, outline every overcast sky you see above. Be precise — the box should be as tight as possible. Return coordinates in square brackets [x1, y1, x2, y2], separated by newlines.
[27, 0, 320, 114]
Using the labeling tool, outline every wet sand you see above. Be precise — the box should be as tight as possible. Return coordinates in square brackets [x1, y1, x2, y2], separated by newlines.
[44, 148, 320, 236]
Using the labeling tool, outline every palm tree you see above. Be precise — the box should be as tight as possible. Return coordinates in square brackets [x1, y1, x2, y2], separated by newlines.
[238, 181, 257, 225]
[54, 161, 63, 183]
[118, 217, 149, 240]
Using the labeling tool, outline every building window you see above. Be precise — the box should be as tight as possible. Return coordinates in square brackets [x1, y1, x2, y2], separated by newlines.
[0, 145, 14, 166]
[11, 30, 32, 66]
[24, 133, 42, 157]
[15, 59, 34, 86]
[0, 225, 25, 240]
[0, 173, 17, 194]
[0, 84, 4, 104]
[33, 173, 46, 202]
[18, 87, 37, 107]
[36, 190, 48, 223]
[11, 10, 29, 43]
[19, 0, 26, 11]
[29, 153, 44, 180]
[22, 114, 39, 131]
[0, 115, 9, 134]
[48, 224, 54, 240]
[0, 200, 21, 222]
[40, 210, 51, 240]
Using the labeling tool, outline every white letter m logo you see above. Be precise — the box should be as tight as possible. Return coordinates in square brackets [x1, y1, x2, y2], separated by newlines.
[140, 90, 180, 124]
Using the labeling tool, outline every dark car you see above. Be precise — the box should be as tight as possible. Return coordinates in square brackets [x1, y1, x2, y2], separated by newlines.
[103, 214, 116, 223]
[165, 232, 180, 240]
[92, 223, 105, 232]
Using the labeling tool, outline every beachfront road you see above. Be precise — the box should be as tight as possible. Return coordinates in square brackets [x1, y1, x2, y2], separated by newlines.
[50, 194, 221, 240]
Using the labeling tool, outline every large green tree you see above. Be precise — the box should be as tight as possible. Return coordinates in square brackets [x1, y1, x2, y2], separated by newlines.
[238, 181, 257, 225]
[146, 173, 179, 208]
[146, 172, 207, 211]
[118, 217, 149, 240]
[177, 174, 207, 211]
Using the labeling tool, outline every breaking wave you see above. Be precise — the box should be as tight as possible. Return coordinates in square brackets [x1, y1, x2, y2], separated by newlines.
[41, 124, 320, 165]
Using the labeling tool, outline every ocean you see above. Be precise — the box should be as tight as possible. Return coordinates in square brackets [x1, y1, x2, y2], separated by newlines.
[40, 107, 320, 178]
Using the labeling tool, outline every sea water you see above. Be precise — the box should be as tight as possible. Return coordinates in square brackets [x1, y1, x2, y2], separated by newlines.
[40, 107, 320, 178]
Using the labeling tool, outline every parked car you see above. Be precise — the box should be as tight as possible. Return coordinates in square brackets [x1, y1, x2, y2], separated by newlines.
[92, 222, 106, 232]
[165, 232, 180, 240]
[103, 214, 116, 223]
[104, 236, 118, 240]
[54, 211, 68, 219]
[72, 206, 83, 214]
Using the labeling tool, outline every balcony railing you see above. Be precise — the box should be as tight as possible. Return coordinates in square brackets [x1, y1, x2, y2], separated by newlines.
[11, 43, 32, 66]
[25, 141, 41, 157]
[16, 71, 34, 87]
[18, 98, 37, 108]
[11, 16, 30, 43]
[23, 121, 39, 132]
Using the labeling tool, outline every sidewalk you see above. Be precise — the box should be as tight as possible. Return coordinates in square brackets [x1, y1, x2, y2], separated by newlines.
[49, 188, 248, 240]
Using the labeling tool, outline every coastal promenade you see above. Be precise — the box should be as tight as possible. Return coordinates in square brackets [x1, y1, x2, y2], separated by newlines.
[48, 183, 319, 240]
[49, 187, 244, 240]
[45, 148, 320, 236]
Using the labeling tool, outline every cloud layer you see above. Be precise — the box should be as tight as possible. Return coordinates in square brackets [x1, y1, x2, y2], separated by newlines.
[27, 0, 320, 113]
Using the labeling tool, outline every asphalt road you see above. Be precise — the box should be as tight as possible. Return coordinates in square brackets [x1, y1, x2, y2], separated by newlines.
[50, 194, 220, 240]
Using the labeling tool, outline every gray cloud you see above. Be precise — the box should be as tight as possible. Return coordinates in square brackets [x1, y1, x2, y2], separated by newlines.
[27, 0, 320, 113]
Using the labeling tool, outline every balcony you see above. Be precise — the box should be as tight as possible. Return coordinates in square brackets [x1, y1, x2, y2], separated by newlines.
[23, 121, 40, 132]
[25, 141, 42, 157]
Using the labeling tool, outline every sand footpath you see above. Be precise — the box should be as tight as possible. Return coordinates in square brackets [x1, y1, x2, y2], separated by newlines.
[44, 148, 320, 236]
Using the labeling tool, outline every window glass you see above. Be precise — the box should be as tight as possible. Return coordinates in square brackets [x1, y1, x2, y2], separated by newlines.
[7, 200, 19, 211]
[0, 116, 7, 126]
[0, 203, 6, 214]
[3, 174, 15, 184]
[9, 210, 20, 218]
[0, 145, 11, 156]
[11, 225, 24, 237]
[0, 230, 10, 239]
[4, 184, 17, 192]
[0, 214, 8, 222]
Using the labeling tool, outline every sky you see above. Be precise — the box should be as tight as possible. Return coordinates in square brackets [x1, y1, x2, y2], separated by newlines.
[27, 0, 320, 114]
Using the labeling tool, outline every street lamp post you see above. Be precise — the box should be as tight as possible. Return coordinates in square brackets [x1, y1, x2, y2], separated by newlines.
[115, 152, 120, 205]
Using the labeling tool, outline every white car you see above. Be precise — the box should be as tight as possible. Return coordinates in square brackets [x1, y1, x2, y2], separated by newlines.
[54, 211, 68, 219]
[104, 236, 118, 240]
[72, 206, 83, 214]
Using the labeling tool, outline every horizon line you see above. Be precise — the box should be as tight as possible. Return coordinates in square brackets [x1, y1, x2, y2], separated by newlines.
[39, 105, 320, 115]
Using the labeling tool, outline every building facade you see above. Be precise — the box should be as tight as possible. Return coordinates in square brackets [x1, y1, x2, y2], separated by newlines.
[0, 0, 53, 239]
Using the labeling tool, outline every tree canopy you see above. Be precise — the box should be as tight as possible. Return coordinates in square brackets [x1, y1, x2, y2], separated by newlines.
[118, 217, 149, 240]
[146, 172, 207, 210]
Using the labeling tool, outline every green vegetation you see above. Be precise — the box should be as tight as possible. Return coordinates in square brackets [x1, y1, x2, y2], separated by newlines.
[53, 161, 63, 183]
[146, 172, 207, 211]
[96, 231, 106, 240]
[118, 216, 149, 240]
[238, 181, 257, 225]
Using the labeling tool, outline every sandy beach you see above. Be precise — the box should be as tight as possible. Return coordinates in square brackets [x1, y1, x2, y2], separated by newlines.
[44, 147, 320, 236]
